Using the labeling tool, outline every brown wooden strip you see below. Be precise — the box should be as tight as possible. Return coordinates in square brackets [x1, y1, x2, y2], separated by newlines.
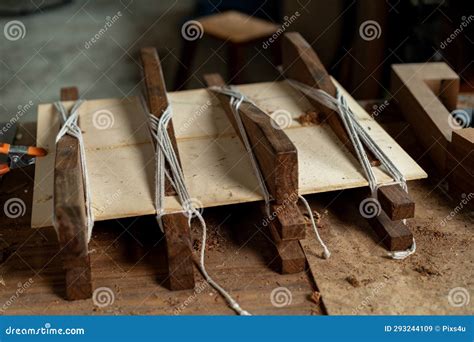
[281, 32, 380, 167]
[140, 47, 195, 290]
[204, 73, 299, 204]
[377, 185, 415, 221]
[54, 86, 92, 300]
[270, 201, 306, 240]
[369, 211, 413, 251]
[267, 219, 306, 274]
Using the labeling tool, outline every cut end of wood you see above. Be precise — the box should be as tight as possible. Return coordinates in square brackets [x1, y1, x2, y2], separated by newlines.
[378, 185, 415, 220]
[369, 211, 414, 251]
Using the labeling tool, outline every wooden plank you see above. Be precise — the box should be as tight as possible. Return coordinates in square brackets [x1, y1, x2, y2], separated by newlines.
[281, 32, 380, 167]
[54, 86, 92, 300]
[140, 47, 195, 290]
[204, 73, 299, 204]
[377, 185, 415, 221]
[369, 211, 413, 251]
[32, 81, 427, 228]
[391, 63, 460, 173]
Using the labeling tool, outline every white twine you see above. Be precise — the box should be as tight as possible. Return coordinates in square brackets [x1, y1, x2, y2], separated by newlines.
[54, 100, 95, 243]
[210, 86, 331, 260]
[143, 97, 250, 316]
[286, 79, 415, 259]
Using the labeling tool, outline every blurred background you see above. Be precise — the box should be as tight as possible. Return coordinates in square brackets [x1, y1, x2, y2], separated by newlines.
[0, 0, 472, 122]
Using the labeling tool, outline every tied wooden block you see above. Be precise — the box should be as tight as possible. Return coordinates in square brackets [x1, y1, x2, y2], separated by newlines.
[377, 185, 415, 221]
[140, 47, 195, 290]
[55, 86, 92, 300]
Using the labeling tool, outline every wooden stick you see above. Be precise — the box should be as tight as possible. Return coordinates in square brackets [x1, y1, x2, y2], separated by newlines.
[377, 185, 414, 221]
[281, 32, 415, 249]
[54, 86, 92, 300]
[140, 47, 195, 290]
[204, 73, 306, 240]
[281, 32, 380, 167]
[204, 73, 306, 274]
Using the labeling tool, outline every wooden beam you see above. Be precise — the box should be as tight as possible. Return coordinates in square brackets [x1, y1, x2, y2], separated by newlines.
[281, 32, 380, 167]
[448, 128, 474, 202]
[204, 73, 306, 240]
[377, 185, 415, 221]
[280, 32, 415, 249]
[204, 73, 306, 273]
[205, 73, 299, 204]
[391, 63, 460, 173]
[140, 47, 195, 290]
[54, 86, 92, 300]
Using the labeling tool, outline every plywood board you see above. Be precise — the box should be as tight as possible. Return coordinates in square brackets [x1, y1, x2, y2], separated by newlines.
[32, 80, 426, 228]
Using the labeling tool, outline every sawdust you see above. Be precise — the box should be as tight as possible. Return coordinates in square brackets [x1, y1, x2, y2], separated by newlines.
[309, 291, 321, 305]
[345, 275, 361, 287]
[298, 110, 321, 126]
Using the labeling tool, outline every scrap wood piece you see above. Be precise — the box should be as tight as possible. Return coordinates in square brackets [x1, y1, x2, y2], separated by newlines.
[54, 86, 92, 300]
[391, 63, 460, 173]
[204, 73, 306, 241]
[140, 47, 195, 290]
[281, 32, 415, 244]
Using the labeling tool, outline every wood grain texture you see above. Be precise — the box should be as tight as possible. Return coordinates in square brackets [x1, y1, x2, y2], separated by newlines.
[140, 47, 195, 290]
[55, 86, 92, 300]
[377, 185, 415, 221]
[267, 217, 306, 274]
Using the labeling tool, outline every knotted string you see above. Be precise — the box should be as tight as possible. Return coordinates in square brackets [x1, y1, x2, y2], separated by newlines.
[53, 100, 95, 242]
[286, 79, 416, 259]
[142, 97, 250, 316]
[210, 86, 331, 259]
